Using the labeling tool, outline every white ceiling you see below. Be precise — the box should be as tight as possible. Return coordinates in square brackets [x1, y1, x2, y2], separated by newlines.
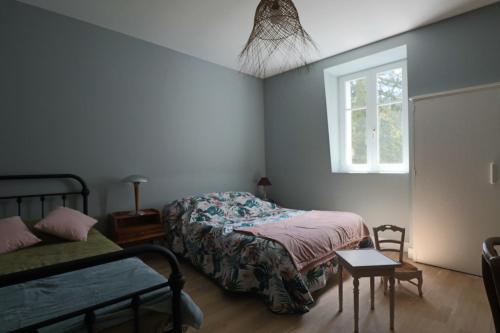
[19, 0, 497, 78]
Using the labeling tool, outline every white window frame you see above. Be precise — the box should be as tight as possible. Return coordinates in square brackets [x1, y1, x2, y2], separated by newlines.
[324, 46, 409, 174]
[337, 60, 409, 173]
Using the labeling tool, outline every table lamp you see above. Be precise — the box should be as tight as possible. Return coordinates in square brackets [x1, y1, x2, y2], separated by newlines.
[122, 175, 149, 215]
[257, 177, 272, 201]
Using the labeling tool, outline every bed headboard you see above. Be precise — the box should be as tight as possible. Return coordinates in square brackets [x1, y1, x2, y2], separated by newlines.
[0, 174, 89, 218]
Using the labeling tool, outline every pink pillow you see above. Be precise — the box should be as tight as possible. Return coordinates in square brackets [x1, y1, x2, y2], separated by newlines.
[0, 216, 41, 254]
[35, 207, 97, 241]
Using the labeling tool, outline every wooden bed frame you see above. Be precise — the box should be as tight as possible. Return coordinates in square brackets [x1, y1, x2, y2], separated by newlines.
[0, 174, 185, 333]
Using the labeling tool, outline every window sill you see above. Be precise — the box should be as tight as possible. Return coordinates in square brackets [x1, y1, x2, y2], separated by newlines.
[332, 170, 409, 175]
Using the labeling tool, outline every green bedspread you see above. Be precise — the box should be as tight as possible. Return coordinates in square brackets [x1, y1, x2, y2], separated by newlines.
[0, 225, 120, 276]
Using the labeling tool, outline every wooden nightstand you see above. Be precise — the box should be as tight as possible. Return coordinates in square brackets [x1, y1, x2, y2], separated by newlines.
[109, 208, 166, 246]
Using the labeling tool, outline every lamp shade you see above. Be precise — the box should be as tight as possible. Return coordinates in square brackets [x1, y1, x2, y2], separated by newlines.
[257, 177, 272, 186]
[122, 175, 149, 184]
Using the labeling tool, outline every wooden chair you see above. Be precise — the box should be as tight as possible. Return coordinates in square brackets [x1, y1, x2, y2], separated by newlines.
[482, 237, 500, 332]
[373, 224, 423, 297]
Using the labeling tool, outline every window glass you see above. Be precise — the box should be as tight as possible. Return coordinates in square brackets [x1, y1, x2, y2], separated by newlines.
[378, 103, 403, 164]
[347, 78, 367, 109]
[377, 68, 403, 104]
[350, 109, 367, 164]
[377, 68, 403, 164]
[345, 78, 368, 165]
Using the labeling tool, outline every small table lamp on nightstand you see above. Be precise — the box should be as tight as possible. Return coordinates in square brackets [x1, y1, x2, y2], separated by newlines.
[122, 174, 149, 216]
[257, 177, 272, 201]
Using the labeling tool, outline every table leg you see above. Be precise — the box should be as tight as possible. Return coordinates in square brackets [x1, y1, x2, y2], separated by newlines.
[370, 276, 375, 310]
[338, 263, 343, 312]
[389, 274, 395, 330]
[353, 277, 359, 333]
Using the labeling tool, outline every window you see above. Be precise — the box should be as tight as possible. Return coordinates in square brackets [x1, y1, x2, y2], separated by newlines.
[324, 47, 409, 173]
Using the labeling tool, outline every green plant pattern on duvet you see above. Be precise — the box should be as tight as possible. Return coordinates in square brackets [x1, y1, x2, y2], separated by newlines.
[163, 192, 364, 314]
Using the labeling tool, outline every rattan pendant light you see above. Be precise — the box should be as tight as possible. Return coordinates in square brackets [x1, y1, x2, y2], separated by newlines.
[239, 0, 316, 77]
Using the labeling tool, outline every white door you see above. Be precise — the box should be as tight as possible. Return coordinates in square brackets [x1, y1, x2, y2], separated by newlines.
[412, 85, 500, 275]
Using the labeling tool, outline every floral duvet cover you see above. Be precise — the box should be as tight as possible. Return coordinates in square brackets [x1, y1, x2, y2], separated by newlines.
[163, 191, 370, 314]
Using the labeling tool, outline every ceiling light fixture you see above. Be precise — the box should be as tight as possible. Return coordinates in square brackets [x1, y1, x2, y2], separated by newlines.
[239, 0, 317, 77]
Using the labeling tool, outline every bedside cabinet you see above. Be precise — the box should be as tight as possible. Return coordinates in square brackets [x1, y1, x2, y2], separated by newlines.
[109, 208, 166, 246]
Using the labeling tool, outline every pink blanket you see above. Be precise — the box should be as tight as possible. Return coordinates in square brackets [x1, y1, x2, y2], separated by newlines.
[235, 211, 370, 272]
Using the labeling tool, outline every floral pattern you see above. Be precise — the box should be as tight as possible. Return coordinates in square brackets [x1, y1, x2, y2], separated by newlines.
[163, 192, 371, 314]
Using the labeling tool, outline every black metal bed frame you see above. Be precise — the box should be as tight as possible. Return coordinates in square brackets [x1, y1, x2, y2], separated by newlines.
[0, 174, 89, 217]
[0, 174, 185, 333]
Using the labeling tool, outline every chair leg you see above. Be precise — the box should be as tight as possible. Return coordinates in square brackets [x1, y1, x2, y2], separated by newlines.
[383, 277, 388, 295]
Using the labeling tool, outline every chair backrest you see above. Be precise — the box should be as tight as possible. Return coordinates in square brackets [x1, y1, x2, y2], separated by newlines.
[482, 237, 500, 332]
[372, 224, 405, 263]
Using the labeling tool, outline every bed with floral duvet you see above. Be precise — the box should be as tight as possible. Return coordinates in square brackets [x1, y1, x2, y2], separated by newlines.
[163, 191, 372, 314]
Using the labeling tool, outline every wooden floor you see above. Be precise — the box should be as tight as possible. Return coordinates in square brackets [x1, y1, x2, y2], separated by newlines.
[144, 256, 494, 333]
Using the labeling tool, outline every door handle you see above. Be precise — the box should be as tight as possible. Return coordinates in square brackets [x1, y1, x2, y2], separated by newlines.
[490, 162, 497, 185]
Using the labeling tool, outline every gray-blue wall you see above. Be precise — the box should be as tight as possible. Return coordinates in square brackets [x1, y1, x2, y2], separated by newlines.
[0, 0, 266, 225]
[263, 4, 500, 235]
[3, 0, 500, 237]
